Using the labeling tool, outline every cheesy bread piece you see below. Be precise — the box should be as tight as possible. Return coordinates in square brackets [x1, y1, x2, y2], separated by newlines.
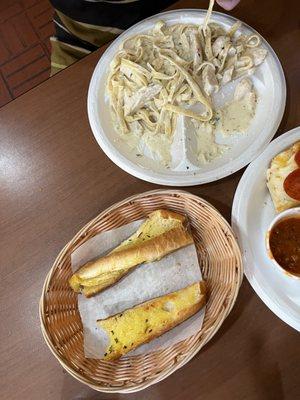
[266, 142, 300, 213]
[98, 281, 206, 360]
[69, 210, 193, 297]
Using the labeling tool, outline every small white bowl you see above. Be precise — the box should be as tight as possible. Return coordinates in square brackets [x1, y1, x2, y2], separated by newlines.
[266, 207, 300, 279]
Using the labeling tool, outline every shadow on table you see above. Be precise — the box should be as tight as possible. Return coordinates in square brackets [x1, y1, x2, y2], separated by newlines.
[247, 336, 284, 400]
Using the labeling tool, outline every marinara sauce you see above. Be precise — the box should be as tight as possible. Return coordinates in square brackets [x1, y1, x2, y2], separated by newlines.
[269, 216, 300, 276]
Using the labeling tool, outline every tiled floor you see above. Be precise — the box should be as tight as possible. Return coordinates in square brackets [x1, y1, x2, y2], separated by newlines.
[0, 0, 54, 107]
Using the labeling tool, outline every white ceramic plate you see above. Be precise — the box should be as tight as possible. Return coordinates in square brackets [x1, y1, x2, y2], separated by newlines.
[88, 9, 286, 186]
[232, 128, 300, 331]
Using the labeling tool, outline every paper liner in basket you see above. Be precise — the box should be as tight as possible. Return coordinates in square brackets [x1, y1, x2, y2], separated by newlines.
[71, 218, 205, 358]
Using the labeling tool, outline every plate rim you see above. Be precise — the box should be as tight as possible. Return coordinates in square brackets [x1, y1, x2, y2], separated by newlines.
[87, 8, 286, 186]
[231, 127, 300, 331]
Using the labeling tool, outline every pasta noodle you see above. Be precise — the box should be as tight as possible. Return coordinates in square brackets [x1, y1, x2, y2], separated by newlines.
[106, 0, 267, 164]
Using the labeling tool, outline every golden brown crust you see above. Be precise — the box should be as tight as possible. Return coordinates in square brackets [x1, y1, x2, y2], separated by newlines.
[98, 281, 206, 360]
[199, 280, 206, 296]
[69, 210, 193, 296]
[149, 209, 186, 223]
[76, 225, 192, 281]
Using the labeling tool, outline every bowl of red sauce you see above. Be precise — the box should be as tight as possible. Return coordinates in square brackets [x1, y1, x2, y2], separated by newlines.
[266, 207, 300, 279]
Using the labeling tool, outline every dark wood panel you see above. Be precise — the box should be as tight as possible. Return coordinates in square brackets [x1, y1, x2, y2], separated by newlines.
[0, 0, 53, 105]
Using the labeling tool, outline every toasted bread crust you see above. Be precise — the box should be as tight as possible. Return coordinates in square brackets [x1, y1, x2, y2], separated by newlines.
[150, 209, 186, 223]
[69, 210, 193, 296]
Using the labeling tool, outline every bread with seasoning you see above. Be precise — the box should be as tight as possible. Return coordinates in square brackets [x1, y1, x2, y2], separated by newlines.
[69, 210, 193, 297]
[97, 281, 206, 360]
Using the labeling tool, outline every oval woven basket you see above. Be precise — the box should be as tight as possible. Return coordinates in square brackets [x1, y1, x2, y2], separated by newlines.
[40, 189, 243, 393]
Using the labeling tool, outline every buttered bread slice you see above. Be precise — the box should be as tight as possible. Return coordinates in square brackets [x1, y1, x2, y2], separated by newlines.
[69, 210, 193, 297]
[98, 281, 206, 360]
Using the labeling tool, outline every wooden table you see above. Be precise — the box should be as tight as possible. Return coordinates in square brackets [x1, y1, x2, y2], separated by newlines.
[1, 0, 300, 399]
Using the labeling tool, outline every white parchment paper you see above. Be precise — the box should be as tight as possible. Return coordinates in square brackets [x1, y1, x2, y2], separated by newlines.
[71, 219, 205, 358]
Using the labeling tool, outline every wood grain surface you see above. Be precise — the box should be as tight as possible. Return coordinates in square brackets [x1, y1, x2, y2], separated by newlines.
[1, 0, 300, 399]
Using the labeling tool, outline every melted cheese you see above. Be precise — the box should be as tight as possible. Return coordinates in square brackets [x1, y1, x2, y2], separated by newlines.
[141, 133, 173, 165]
[218, 78, 256, 136]
[267, 142, 300, 213]
[190, 120, 225, 164]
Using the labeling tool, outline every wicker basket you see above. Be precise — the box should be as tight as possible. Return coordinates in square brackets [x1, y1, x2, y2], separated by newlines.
[40, 189, 243, 393]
